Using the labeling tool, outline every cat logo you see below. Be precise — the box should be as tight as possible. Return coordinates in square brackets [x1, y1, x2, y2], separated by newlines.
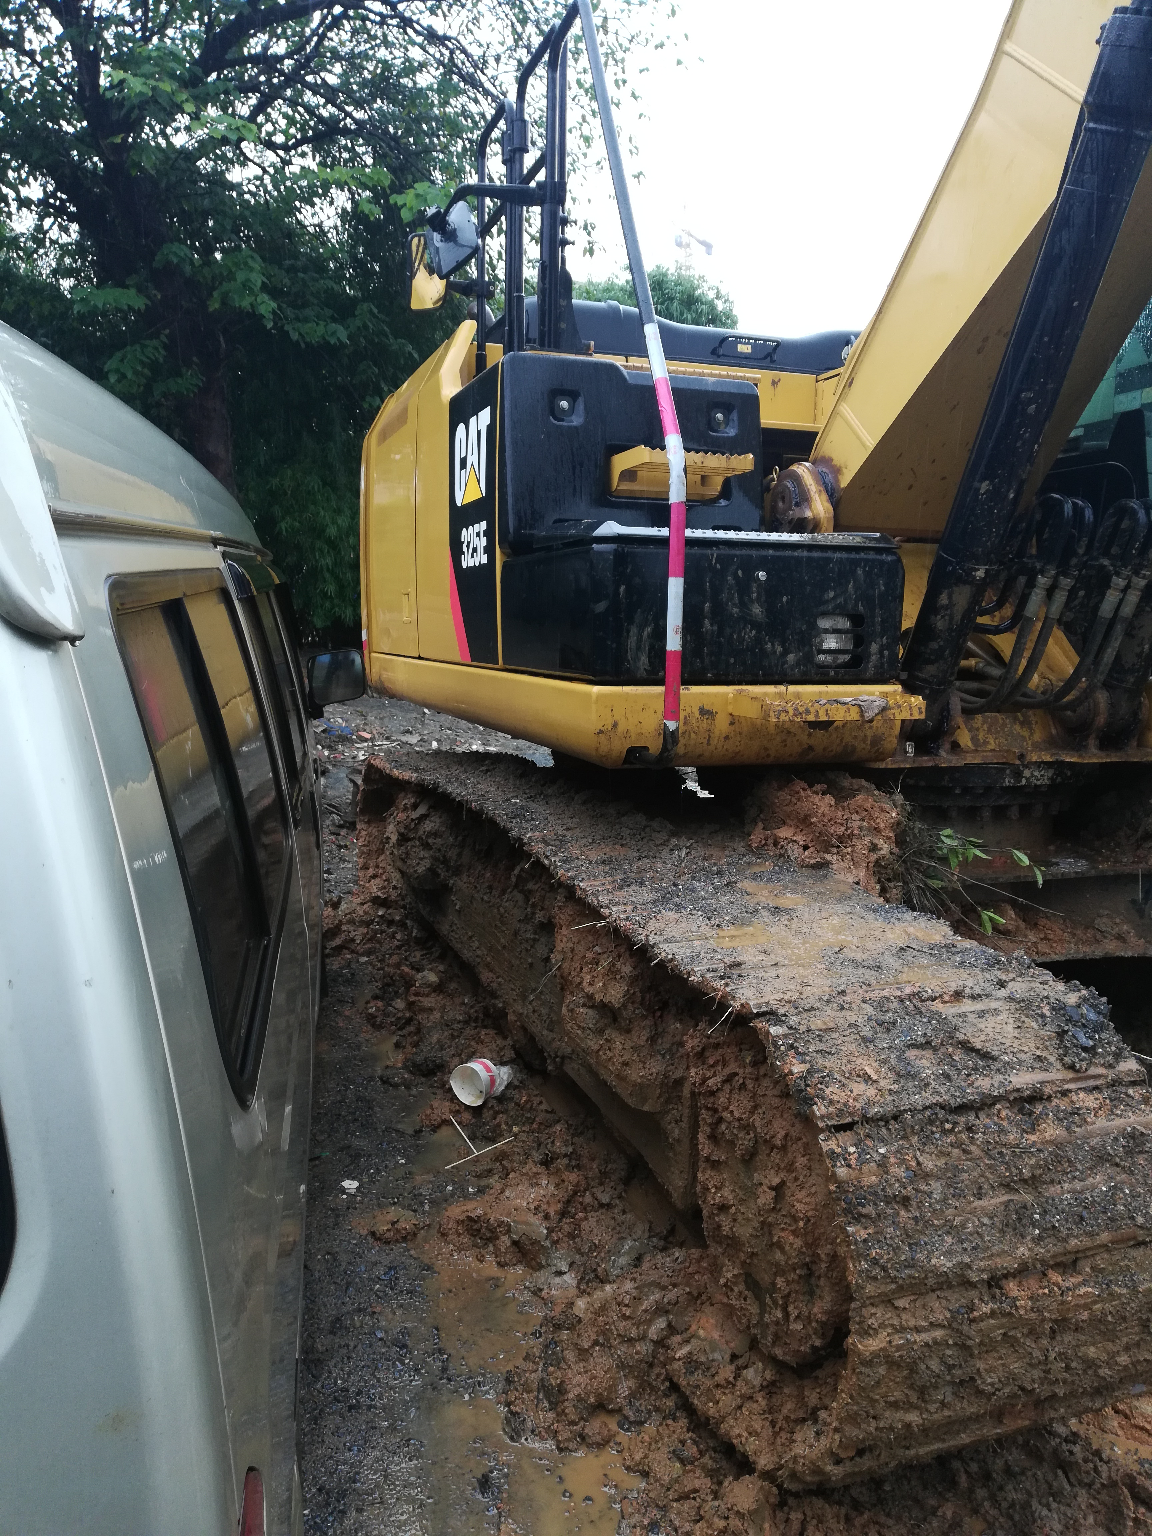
[447, 370, 498, 664]
[453, 406, 492, 507]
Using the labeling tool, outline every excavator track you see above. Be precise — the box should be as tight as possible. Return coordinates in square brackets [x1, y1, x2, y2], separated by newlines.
[359, 751, 1152, 1488]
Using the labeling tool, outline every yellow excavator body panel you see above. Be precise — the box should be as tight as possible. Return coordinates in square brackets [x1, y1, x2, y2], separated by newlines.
[369, 655, 921, 767]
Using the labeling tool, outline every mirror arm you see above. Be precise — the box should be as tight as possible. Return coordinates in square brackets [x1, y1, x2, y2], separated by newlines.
[446, 277, 494, 297]
[473, 157, 546, 241]
[476, 149, 546, 261]
[445, 181, 546, 212]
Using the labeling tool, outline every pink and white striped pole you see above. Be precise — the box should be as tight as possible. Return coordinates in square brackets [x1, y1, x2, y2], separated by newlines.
[578, 0, 685, 763]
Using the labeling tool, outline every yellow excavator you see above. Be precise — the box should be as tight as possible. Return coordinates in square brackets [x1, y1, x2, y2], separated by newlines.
[359, 0, 1152, 1489]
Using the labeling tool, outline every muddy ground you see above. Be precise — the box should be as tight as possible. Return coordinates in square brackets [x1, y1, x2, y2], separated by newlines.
[298, 694, 1152, 1535]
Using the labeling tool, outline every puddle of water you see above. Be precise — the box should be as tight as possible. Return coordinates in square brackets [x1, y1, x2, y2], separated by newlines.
[501, 1437, 640, 1535]
[714, 921, 773, 948]
[419, 1395, 504, 1535]
[370, 1030, 402, 1069]
[409, 1122, 472, 1177]
[420, 1394, 640, 1536]
[425, 1259, 534, 1374]
[415, 1253, 640, 1532]
[366, 1050, 644, 1532]
[739, 880, 805, 908]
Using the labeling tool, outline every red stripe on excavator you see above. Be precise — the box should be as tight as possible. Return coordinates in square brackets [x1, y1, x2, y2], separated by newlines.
[650, 354, 686, 729]
[667, 501, 686, 580]
[448, 555, 471, 663]
[663, 648, 682, 725]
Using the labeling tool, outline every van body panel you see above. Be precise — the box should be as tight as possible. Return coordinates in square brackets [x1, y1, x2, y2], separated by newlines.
[0, 321, 257, 549]
[62, 532, 316, 1531]
[0, 367, 83, 641]
[0, 620, 233, 1534]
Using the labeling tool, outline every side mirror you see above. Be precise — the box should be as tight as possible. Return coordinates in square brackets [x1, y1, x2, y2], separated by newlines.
[408, 232, 447, 311]
[307, 648, 365, 715]
[428, 201, 479, 280]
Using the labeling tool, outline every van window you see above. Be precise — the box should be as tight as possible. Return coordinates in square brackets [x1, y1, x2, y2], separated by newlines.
[270, 585, 311, 713]
[185, 588, 288, 919]
[242, 591, 307, 808]
[115, 584, 289, 1097]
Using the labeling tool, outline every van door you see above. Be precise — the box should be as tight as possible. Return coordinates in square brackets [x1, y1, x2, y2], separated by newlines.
[68, 545, 311, 1533]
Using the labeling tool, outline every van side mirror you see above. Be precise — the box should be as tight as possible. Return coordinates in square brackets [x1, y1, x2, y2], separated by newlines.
[307, 649, 365, 715]
[408, 232, 447, 311]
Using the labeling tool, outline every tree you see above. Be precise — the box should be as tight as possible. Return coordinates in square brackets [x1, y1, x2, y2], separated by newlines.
[0, 0, 661, 631]
[573, 263, 738, 328]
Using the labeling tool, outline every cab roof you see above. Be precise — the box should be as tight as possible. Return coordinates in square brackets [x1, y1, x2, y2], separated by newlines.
[0, 321, 260, 548]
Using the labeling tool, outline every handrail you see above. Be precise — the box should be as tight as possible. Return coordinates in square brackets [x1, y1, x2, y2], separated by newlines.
[540, 4, 579, 350]
[474, 102, 505, 372]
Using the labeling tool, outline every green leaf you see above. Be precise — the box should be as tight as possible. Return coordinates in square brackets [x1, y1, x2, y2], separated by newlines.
[979, 909, 1006, 934]
[103, 337, 169, 400]
[72, 286, 149, 314]
[1011, 848, 1030, 866]
[389, 182, 452, 222]
[154, 243, 196, 275]
[1034, 866, 1044, 888]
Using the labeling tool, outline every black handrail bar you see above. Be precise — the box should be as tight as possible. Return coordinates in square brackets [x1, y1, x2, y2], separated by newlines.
[474, 102, 505, 372]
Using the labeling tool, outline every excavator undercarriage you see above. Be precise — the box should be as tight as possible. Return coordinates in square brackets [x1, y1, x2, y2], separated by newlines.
[362, 751, 1152, 1487]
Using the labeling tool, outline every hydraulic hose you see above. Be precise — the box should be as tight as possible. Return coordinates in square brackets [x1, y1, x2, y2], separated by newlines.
[966, 496, 1076, 714]
[1049, 499, 1147, 705]
[577, 0, 685, 765]
[1000, 499, 1094, 706]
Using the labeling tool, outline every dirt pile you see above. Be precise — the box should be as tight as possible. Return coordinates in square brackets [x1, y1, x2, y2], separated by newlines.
[745, 774, 902, 898]
[325, 788, 1152, 1534]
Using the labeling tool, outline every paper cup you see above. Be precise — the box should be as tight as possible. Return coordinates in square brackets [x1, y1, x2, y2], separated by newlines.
[450, 1058, 513, 1106]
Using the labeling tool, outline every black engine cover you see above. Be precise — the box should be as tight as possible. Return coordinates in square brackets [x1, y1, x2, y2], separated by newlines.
[500, 525, 904, 684]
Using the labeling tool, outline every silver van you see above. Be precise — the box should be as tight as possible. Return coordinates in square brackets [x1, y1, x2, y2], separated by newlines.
[0, 321, 362, 1533]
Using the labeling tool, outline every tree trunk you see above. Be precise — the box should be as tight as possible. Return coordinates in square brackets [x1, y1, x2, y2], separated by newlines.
[185, 364, 237, 494]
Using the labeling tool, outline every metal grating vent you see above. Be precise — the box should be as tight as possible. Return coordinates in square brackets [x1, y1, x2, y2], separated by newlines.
[814, 613, 865, 669]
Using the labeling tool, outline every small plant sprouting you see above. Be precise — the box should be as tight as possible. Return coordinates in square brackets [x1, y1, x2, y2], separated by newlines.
[907, 827, 1044, 936]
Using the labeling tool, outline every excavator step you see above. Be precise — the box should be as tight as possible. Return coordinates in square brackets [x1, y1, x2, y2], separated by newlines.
[358, 751, 1152, 1487]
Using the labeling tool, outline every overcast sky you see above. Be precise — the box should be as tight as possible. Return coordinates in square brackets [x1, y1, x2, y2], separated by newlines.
[566, 0, 1013, 338]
